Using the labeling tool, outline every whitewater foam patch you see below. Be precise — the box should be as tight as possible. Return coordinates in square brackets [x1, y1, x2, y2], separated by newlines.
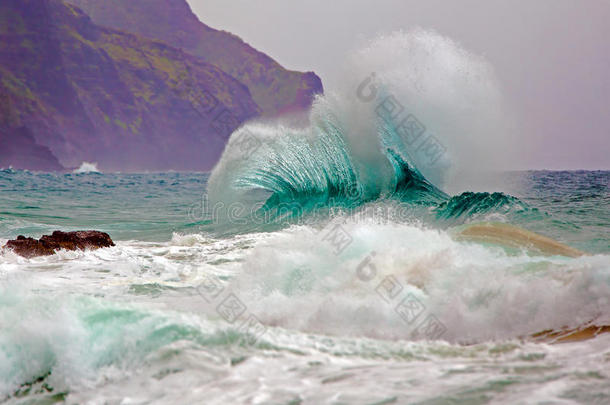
[0, 279, 232, 400]
[3, 223, 607, 346]
[73, 162, 101, 174]
[222, 218, 610, 343]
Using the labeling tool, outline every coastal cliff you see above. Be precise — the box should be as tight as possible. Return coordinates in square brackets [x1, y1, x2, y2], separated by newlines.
[69, 0, 323, 116]
[0, 0, 322, 171]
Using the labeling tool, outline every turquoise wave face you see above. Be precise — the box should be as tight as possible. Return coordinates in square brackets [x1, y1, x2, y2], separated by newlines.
[1, 169, 607, 253]
[203, 29, 517, 232]
[202, 90, 534, 235]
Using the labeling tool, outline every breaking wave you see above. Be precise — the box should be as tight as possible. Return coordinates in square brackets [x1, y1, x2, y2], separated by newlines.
[206, 29, 519, 229]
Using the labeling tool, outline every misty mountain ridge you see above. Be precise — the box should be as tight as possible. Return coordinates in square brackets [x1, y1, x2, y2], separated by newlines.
[0, 0, 323, 171]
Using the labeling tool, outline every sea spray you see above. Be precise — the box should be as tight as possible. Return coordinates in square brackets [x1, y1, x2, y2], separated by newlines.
[207, 30, 517, 228]
[73, 162, 101, 174]
[220, 218, 610, 342]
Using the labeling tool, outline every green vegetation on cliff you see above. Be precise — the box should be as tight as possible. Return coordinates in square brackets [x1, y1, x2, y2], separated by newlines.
[69, 0, 323, 116]
[0, 0, 262, 170]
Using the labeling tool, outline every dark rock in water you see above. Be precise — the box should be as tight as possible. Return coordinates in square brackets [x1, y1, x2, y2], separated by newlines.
[4, 231, 115, 258]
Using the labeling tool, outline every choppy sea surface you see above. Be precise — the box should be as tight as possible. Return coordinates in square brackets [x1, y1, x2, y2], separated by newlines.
[0, 169, 608, 405]
[2, 29, 610, 405]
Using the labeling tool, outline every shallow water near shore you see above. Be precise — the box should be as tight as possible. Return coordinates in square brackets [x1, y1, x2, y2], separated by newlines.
[0, 169, 609, 404]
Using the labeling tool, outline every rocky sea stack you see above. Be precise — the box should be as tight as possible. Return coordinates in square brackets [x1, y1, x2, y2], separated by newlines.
[4, 230, 115, 258]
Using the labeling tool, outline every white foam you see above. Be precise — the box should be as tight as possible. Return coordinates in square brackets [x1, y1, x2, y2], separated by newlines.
[2, 223, 608, 344]
[224, 219, 610, 343]
[1, 223, 608, 402]
[73, 162, 101, 174]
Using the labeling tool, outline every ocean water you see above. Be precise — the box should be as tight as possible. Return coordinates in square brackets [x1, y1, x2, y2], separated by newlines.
[1, 30, 609, 404]
[0, 169, 608, 405]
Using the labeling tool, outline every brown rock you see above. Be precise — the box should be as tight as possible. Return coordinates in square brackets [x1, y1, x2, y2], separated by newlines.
[3, 231, 115, 258]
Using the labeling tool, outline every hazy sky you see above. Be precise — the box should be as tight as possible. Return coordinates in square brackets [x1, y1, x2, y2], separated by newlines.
[188, 0, 610, 169]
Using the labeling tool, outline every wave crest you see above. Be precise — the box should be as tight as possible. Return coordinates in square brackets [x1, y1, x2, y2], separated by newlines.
[206, 30, 518, 228]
